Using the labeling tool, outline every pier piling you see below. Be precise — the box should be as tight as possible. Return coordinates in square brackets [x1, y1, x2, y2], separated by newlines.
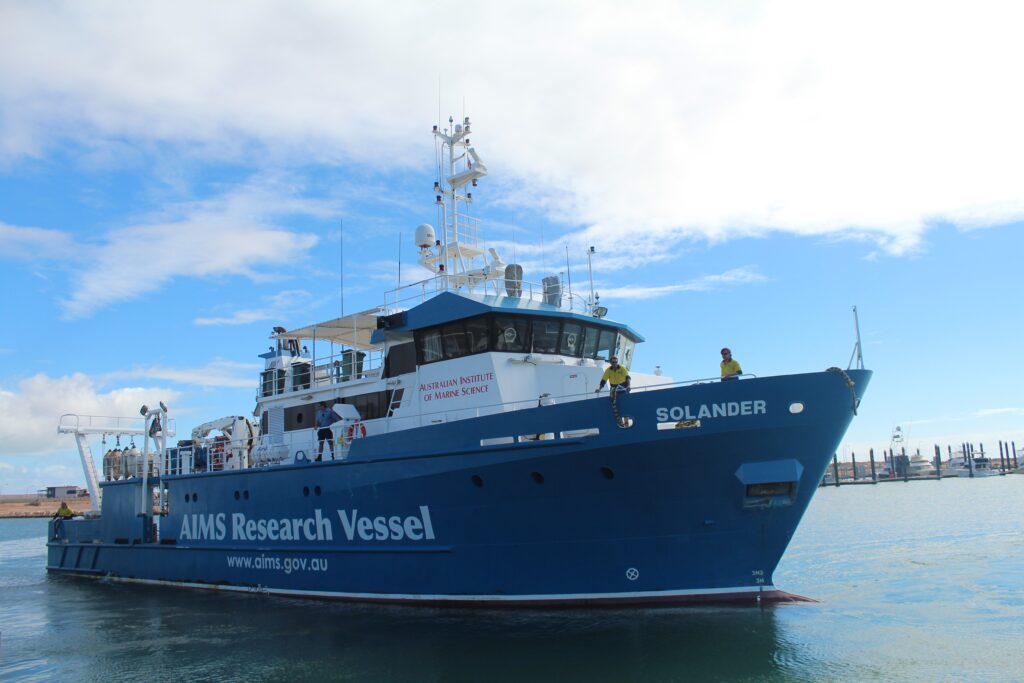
[934, 445, 942, 480]
[869, 448, 877, 481]
[832, 454, 840, 487]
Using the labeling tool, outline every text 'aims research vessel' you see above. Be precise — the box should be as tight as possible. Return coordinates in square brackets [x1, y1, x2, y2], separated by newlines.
[50, 117, 872, 606]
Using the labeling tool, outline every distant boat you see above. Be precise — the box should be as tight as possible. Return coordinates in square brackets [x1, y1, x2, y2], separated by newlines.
[906, 453, 937, 477]
[945, 452, 1002, 477]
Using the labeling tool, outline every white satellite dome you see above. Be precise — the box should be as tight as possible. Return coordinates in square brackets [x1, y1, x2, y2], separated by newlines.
[415, 223, 436, 249]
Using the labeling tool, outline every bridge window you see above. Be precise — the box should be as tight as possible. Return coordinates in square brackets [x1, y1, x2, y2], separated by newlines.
[419, 329, 444, 363]
[531, 319, 561, 354]
[442, 322, 470, 359]
[596, 328, 617, 361]
[414, 314, 635, 365]
[493, 317, 529, 352]
[559, 322, 583, 357]
[465, 317, 491, 353]
[616, 335, 636, 368]
[581, 325, 599, 359]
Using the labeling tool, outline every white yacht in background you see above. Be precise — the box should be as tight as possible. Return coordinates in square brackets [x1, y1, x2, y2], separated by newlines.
[945, 448, 1003, 477]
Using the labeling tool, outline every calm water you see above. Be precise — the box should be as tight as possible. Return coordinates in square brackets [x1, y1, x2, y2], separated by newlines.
[2, 477, 1022, 682]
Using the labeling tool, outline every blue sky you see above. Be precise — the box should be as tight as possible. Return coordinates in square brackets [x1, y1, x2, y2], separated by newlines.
[2, 1, 1023, 492]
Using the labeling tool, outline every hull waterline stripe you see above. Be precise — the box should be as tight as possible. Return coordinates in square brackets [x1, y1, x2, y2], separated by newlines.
[47, 568, 813, 604]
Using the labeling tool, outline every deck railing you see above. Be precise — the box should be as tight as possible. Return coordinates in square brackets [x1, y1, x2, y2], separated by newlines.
[383, 273, 594, 316]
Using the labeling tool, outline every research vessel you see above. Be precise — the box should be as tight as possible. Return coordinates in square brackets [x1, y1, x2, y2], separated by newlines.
[49, 117, 871, 606]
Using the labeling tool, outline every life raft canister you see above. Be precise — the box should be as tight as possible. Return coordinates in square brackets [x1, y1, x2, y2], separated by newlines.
[346, 421, 367, 440]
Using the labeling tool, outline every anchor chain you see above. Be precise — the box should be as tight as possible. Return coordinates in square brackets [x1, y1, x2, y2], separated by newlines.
[826, 367, 859, 415]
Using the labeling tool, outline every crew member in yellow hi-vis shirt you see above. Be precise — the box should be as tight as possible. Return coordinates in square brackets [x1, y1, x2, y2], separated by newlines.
[595, 356, 631, 394]
[720, 347, 742, 381]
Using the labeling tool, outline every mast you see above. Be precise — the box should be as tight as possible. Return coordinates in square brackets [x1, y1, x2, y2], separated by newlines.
[423, 116, 496, 293]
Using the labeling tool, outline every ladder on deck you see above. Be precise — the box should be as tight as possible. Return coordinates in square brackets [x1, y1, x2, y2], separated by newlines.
[386, 387, 406, 417]
[74, 434, 102, 513]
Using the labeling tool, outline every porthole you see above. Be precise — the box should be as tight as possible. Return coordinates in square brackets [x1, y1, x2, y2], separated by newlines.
[193, 493, 198, 502]
[243, 490, 250, 500]
[471, 475, 484, 488]
[314, 486, 322, 496]
[600, 467, 615, 480]
[234, 491, 240, 501]
[789, 402, 805, 414]
[184, 493, 191, 503]
[530, 471, 544, 484]
[303, 486, 310, 497]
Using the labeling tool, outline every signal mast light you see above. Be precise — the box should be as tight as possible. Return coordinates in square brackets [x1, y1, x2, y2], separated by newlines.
[436, 195, 442, 204]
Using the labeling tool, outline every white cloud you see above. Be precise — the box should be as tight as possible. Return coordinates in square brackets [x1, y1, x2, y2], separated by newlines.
[601, 267, 767, 301]
[973, 407, 1024, 418]
[56, 176, 324, 318]
[1, 178, 328, 318]
[0, 373, 183, 456]
[0, 222, 78, 260]
[193, 290, 313, 326]
[103, 360, 260, 389]
[2, 1, 1022, 256]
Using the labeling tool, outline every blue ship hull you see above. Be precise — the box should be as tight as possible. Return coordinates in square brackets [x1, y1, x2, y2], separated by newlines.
[48, 369, 870, 606]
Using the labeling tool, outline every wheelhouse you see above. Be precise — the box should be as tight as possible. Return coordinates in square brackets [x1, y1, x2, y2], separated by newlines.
[413, 312, 639, 368]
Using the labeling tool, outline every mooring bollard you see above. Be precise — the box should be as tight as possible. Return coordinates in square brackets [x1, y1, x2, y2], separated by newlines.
[869, 448, 877, 482]
[832, 454, 840, 487]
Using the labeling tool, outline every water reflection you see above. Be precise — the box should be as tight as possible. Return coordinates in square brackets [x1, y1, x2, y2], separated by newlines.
[35, 576, 791, 682]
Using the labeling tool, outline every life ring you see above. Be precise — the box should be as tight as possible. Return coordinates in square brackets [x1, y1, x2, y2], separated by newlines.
[346, 422, 367, 440]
